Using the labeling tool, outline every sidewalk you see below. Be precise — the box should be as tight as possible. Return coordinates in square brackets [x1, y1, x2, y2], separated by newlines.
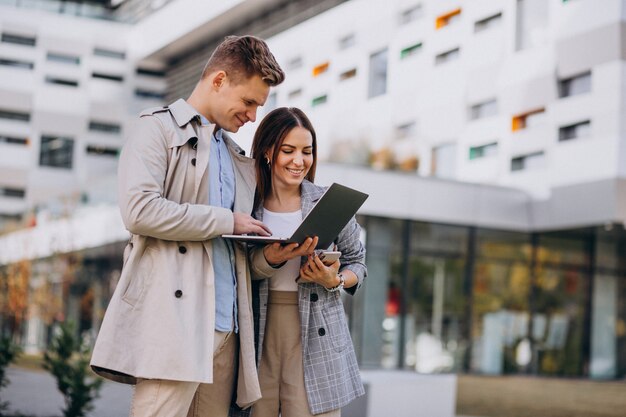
[5, 366, 473, 417]
[4, 367, 132, 417]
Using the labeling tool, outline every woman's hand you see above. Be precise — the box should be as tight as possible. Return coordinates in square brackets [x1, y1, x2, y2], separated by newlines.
[298, 254, 341, 289]
[263, 236, 318, 266]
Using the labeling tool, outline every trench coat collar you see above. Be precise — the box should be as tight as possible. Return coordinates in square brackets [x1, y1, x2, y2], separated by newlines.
[169, 98, 200, 128]
[167, 98, 206, 149]
[222, 131, 246, 156]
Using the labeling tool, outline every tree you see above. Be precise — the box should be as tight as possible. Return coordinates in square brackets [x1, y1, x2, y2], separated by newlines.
[43, 322, 102, 417]
[0, 336, 21, 415]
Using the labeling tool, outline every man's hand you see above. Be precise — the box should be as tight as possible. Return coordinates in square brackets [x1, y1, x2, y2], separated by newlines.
[263, 237, 318, 266]
[233, 212, 272, 236]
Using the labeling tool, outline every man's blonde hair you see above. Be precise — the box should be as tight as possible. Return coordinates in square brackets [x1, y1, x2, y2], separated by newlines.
[201, 35, 285, 86]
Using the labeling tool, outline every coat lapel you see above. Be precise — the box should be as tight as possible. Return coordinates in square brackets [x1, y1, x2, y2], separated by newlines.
[300, 180, 325, 217]
[297, 180, 325, 354]
[194, 125, 213, 203]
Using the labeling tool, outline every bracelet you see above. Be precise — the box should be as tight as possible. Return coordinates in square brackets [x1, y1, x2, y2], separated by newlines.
[325, 272, 345, 293]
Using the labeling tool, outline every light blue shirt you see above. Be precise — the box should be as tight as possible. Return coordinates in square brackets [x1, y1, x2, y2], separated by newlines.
[204, 118, 238, 333]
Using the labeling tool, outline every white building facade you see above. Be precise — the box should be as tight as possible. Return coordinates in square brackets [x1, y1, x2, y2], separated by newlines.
[237, 0, 625, 200]
[0, 3, 166, 229]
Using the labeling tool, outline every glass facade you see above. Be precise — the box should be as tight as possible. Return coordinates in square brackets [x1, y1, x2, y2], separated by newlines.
[354, 217, 626, 380]
[3, 214, 625, 382]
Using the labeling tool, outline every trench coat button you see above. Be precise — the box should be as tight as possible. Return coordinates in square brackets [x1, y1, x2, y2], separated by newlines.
[318, 328, 326, 336]
[191, 158, 196, 166]
[310, 293, 319, 302]
[178, 246, 187, 254]
[175, 290, 183, 298]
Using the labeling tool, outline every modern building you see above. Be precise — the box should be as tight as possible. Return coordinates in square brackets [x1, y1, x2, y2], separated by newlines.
[1, 2, 625, 414]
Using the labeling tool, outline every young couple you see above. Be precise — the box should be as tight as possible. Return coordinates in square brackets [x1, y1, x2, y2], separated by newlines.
[90, 35, 366, 417]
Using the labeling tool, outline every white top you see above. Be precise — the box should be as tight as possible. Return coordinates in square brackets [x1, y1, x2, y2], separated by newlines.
[262, 207, 302, 291]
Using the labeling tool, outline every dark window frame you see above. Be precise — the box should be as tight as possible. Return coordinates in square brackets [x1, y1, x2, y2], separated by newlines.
[0, 109, 30, 122]
[0, 58, 34, 70]
[1, 33, 36, 47]
[39, 135, 75, 169]
[88, 121, 122, 134]
[86, 145, 119, 157]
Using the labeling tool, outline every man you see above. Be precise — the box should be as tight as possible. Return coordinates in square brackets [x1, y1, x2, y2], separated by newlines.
[90, 35, 284, 417]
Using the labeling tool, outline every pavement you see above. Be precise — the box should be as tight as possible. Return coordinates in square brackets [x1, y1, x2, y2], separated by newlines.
[3, 366, 473, 417]
[3, 366, 132, 417]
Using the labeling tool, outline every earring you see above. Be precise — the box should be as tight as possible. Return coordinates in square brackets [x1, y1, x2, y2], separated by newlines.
[265, 157, 271, 166]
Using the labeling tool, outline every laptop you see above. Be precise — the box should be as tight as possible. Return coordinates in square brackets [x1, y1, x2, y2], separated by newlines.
[222, 183, 368, 249]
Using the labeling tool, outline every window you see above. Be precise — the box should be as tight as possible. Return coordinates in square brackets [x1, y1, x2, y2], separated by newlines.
[431, 143, 457, 178]
[470, 99, 498, 120]
[512, 108, 545, 131]
[395, 121, 416, 139]
[559, 120, 591, 141]
[558, 71, 591, 98]
[511, 151, 545, 171]
[339, 68, 357, 81]
[0, 187, 26, 198]
[135, 89, 165, 100]
[89, 121, 121, 134]
[312, 62, 329, 77]
[469, 142, 498, 160]
[0, 109, 30, 122]
[86, 145, 119, 157]
[1, 33, 36, 47]
[136, 68, 166, 77]
[400, 42, 422, 59]
[475, 12, 503, 33]
[92, 72, 124, 82]
[435, 8, 462, 29]
[0, 58, 34, 70]
[338, 33, 356, 50]
[311, 94, 328, 107]
[435, 48, 460, 65]
[40, 135, 74, 169]
[47, 52, 80, 65]
[288, 88, 302, 99]
[45, 76, 79, 87]
[399, 4, 423, 24]
[287, 56, 303, 70]
[368, 48, 388, 98]
[0, 135, 28, 145]
[93, 47, 125, 60]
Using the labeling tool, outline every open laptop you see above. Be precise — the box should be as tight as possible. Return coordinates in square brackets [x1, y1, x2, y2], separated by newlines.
[222, 183, 368, 249]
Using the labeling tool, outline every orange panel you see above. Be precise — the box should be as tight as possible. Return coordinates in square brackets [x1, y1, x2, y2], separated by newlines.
[435, 8, 462, 29]
[312, 62, 329, 77]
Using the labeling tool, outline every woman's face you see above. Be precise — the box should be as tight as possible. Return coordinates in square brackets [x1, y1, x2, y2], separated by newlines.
[269, 126, 314, 189]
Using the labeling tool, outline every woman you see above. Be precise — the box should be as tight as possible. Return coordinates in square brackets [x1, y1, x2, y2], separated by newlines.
[248, 107, 366, 417]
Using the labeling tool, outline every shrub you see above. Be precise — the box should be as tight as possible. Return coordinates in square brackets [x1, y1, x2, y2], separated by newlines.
[43, 322, 102, 417]
[0, 336, 21, 415]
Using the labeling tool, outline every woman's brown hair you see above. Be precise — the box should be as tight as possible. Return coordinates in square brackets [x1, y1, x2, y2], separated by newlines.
[251, 107, 317, 211]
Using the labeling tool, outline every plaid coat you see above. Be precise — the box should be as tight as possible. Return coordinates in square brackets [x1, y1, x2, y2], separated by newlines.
[243, 180, 366, 415]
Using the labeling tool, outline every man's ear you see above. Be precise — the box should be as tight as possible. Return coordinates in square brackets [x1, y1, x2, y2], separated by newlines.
[211, 71, 227, 90]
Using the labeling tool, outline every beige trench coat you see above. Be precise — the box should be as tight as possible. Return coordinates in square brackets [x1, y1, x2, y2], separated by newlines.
[90, 99, 261, 409]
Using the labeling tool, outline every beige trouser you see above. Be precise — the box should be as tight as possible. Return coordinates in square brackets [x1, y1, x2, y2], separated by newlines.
[129, 330, 237, 417]
[252, 291, 340, 417]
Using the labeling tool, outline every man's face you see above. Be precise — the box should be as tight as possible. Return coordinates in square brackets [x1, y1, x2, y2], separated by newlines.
[213, 74, 269, 133]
